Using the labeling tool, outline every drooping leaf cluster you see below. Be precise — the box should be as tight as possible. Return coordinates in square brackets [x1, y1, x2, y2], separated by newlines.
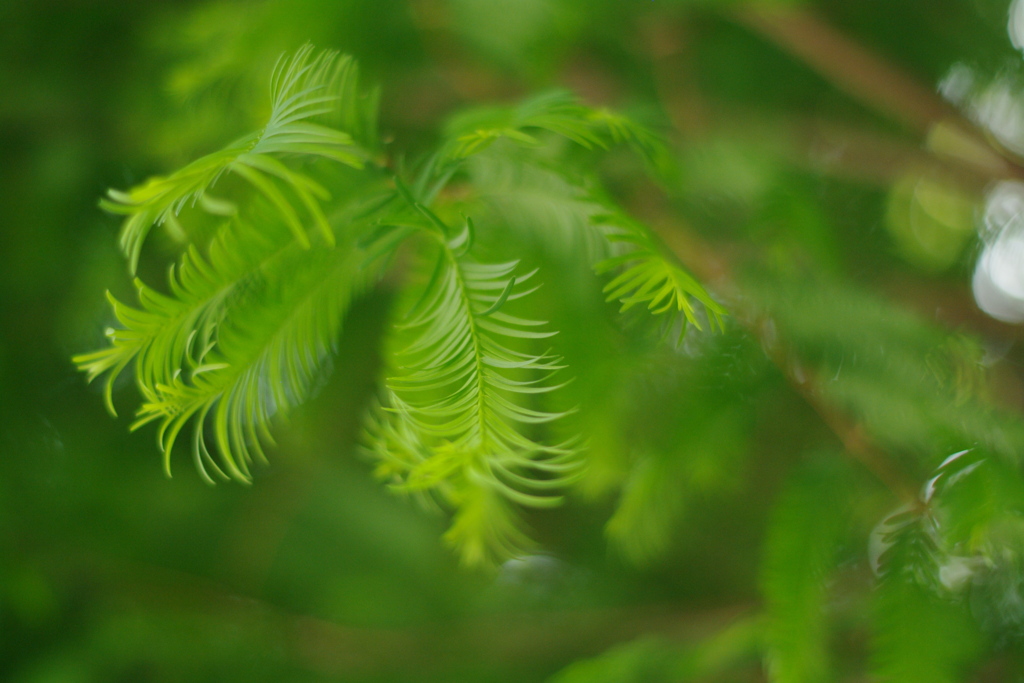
[75, 46, 721, 567]
[72, 38, 1024, 683]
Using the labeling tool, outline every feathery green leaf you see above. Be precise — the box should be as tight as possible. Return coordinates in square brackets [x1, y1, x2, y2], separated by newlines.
[441, 90, 606, 162]
[76, 195, 386, 483]
[365, 217, 579, 566]
[104, 44, 371, 272]
[467, 153, 614, 262]
[137, 229, 372, 483]
[73, 212, 294, 420]
[597, 214, 726, 339]
[761, 459, 850, 683]
[438, 90, 668, 167]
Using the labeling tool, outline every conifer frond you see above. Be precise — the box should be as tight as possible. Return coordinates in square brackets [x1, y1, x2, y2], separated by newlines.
[103, 44, 371, 272]
[76, 210, 376, 483]
[464, 151, 724, 344]
[872, 572, 982, 683]
[761, 460, 850, 683]
[73, 211, 294, 417]
[141, 236, 369, 483]
[867, 449, 992, 682]
[365, 221, 579, 566]
[441, 90, 606, 162]
[757, 276, 1024, 459]
[438, 89, 670, 169]
[597, 215, 726, 338]
[468, 153, 614, 262]
[584, 107, 674, 176]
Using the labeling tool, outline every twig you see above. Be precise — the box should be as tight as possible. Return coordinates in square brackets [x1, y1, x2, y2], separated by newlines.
[649, 219, 921, 506]
[733, 6, 1024, 181]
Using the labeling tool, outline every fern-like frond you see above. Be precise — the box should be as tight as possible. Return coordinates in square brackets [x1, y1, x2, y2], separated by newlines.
[761, 460, 850, 683]
[73, 212, 294, 419]
[584, 106, 674, 176]
[597, 215, 725, 339]
[104, 44, 371, 272]
[866, 449, 988, 683]
[755, 275, 1024, 460]
[365, 214, 579, 566]
[76, 206, 380, 483]
[441, 90, 606, 162]
[467, 153, 614, 262]
[137, 236, 369, 483]
[438, 90, 671, 176]
[872, 575, 982, 683]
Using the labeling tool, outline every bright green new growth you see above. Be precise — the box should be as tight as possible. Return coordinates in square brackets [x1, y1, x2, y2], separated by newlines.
[365, 189, 580, 564]
[74, 45, 382, 484]
[74, 46, 723, 566]
[102, 45, 370, 273]
[598, 214, 726, 340]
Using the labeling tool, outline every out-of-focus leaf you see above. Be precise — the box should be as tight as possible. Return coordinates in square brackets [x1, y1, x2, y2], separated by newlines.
[761, 458, 851, 683]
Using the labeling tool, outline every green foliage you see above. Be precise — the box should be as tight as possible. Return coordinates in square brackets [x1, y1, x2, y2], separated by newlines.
[131, 231, 370, 483]
[102, 45, 371, 272]
[74, 213, 358, 482]
[39, 4, 1024, 679]
[366, 210, 579, 565]
[75, 46, 721, 566]
[466, 152, 613, 262]
[872, 573, 983, 683]
[598, 213, 726, 340]
[438, 89, 668, 175]
[439, 90, 606, 162]
[761, 459, 851, 683]
[752, 273, 1024, 462]
[74, 45, 388, 483]
[604, 332, 758, 564]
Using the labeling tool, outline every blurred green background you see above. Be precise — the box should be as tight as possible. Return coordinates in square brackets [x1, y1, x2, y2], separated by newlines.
[5, 0, 1024, 680]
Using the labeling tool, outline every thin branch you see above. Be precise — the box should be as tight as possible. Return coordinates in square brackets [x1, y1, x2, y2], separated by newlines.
[747, 113, 998, 193]
[733, 6, 1024, 181]
[649, 220, 921, 506]
[735, 7, 952, 135]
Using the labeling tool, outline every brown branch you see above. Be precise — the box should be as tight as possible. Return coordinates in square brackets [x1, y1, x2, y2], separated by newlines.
[733, 6, 1024, 181]
[777, 362, 922, 506]
[734, 7, 951, 135]
[762, 114, 997, 193]
[648, 219, 921, 506]
[646, 13, 1011, 202]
